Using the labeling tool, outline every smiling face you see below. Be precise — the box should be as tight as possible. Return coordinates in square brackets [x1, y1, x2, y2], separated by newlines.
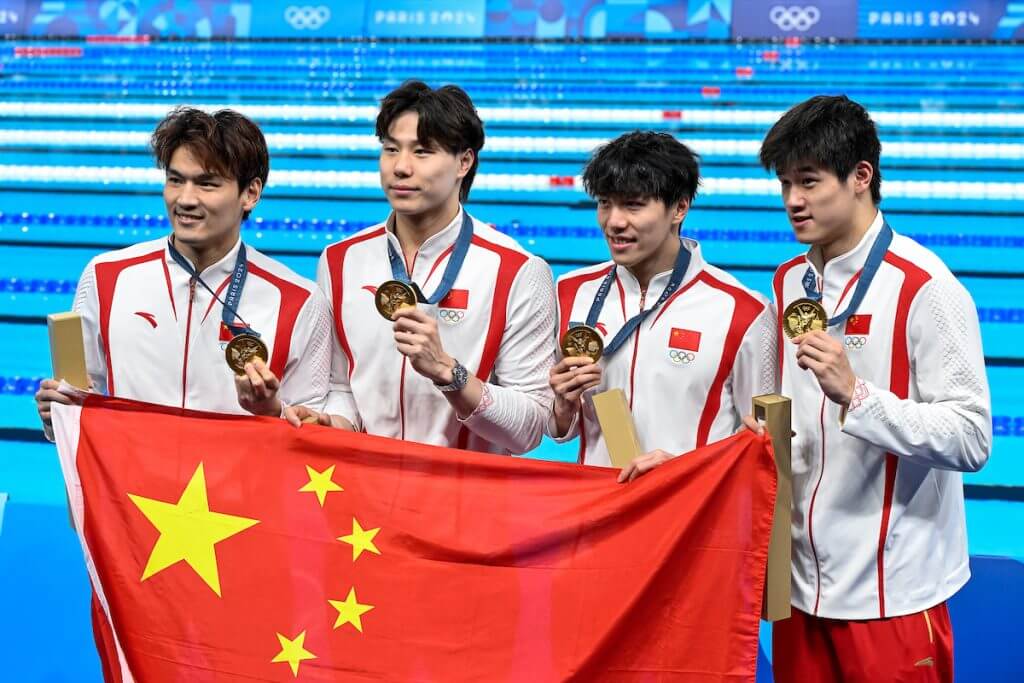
[776, 159, 874, 259]
[379, 111, 472, 223]
[597, 194, 687, 286]
[163, 145, 261, 263]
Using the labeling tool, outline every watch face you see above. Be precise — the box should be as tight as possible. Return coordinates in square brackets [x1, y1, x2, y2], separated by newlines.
[452, 362, 469, 388]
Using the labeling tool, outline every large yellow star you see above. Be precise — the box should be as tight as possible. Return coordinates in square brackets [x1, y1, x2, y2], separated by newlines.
[337, 517, 381, 562]
[128, 462, 259, 597]
[298, 464, 343, 507]
[328, 587, 374, 632]
[271, 630, 317, 677]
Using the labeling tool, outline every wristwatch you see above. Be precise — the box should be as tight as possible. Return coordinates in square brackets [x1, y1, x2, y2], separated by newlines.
[435, 359, 469, 393]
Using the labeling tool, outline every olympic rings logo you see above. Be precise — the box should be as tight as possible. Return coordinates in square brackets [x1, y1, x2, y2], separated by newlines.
[439, 309, 465, 325]
[769, 5, 821, 31]
[844, 336, 867, 349]
[285, 5, 330, 30]
[668, 349, 696, 365]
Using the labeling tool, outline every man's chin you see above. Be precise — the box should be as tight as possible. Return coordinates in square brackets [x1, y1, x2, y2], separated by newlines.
[171, 228, 203, 243]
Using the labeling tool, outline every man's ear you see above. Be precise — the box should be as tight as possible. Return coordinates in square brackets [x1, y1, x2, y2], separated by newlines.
[241, 177, 263, 212]
[672, 198, 690, 231]
[456, 149, 474, 179]
[852, 161, 873, 196]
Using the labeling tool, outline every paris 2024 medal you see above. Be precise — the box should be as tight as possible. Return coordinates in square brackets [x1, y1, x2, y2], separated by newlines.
[560, 325, 604, 363]
[375, 280, 418, 320]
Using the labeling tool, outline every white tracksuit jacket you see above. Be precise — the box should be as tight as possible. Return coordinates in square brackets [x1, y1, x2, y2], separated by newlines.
[552, 238, 777, 464]
[775, 210, 992, 619]
[317, 208, 557, 454]
[71, 237, 331, 414]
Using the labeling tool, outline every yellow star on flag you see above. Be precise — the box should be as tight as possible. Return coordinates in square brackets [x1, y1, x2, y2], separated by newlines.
[128, 462, 259, 597]
[271, 630, 317, 677]
[298, 464, 344, 506]
[337, 517, 381, 561]
[328, 587, 374, 632]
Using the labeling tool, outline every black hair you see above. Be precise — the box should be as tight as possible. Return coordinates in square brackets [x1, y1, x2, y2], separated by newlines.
[759, 95, 882, 204]
[152, 107, 269, 220]
[582, 131, 700, 209]
[375, 80, 485, 202]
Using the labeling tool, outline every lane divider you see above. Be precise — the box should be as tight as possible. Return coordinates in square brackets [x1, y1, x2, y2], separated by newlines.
[1, 165, 1021, 200]
[1, 102, 1023, 129]
[0, 129, 1020, 160]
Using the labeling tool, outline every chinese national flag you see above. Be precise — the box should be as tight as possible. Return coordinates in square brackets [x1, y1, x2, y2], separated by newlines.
[845, 314, 872, 335]
[52, 397, 776, 682]
[669, 327, 701, 351]
[439, 288, 469, 309]
[219, 321, 248, 342]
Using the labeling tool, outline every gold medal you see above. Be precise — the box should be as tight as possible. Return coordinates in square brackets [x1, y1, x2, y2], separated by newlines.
[560, 325, 604, 363]
[225, 333, 269, 375]
[782, 298, 828, 339]
[375, 279, 418, 320]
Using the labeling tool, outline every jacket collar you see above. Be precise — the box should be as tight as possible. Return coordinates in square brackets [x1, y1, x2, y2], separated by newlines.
[614, 236, 705, 301]
[805, 209, 885, 302]
[165, 235, 244, 283]
[384, 206, 464, 281]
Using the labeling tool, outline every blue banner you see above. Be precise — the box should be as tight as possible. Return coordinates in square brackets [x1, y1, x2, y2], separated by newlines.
[249, 2, 364, 38]
[366, 0, 485, 38]
[1, 0, 1020, 39]
[859, 0, 1016, 39]
[732, 0, 859, 39]
[486, 0, 731, 38]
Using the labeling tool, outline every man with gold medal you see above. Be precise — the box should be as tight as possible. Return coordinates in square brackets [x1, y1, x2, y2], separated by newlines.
[35, 107, 332, 432]
[755, 96, 991, 683]
[548, 131, 776, 478]
[32, 108, 333, 679]
[288, 82, 557, 455]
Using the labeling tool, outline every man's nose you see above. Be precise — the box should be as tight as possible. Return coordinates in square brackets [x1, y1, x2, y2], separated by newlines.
[177, 181, 198, 206]
[393, 150, 413, 176]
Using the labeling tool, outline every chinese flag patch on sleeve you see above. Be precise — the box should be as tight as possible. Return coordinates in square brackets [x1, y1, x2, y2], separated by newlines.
[669, 327, 701, 351]
[845, 315, 872, 335]
[439, 289, 469, 309]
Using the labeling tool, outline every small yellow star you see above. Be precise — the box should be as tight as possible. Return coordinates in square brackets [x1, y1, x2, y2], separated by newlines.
[128, 462, 259, 597]
[271, 630, 317, 677]
[328, 587, 374, 632]
[337, 517, 381, 562]
[298, 464, 344, 507]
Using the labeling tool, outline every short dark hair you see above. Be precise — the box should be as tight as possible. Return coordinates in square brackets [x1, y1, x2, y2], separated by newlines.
[582, 131, 700, 209]
[375, 80, 485, 202]
[760, 95, 882, 204]
[151, 107, 269, 219]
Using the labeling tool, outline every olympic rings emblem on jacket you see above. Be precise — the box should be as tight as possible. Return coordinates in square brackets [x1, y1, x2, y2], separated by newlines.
[844, 335, 867, 350]
[668, 349, 696, 365]
[439, 309, 466, 325]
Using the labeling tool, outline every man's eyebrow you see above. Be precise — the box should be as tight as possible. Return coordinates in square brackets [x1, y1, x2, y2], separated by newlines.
[166, 167, 223, 182]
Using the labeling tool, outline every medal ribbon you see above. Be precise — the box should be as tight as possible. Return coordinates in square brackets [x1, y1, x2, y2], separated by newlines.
[802, 220, 893, 327]
[387, 210, 474, 304]
[167, 238, 259, 337]
[572, 239, 692, 357]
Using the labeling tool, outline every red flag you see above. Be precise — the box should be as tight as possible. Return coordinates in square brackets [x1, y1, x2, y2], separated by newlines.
[669, 327, 701, 351]
[845, 314, 872, 335]
[53, 397, 776, 682]
[439, 288, 469, 309]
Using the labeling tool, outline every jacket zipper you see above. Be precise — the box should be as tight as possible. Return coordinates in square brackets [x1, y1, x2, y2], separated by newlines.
[807, 268, 829, 613]
[398, 247, 419, 440]
[180, 277, 196, 409]
[627, 289, 647, 411]
[808, 395, 827, 614]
